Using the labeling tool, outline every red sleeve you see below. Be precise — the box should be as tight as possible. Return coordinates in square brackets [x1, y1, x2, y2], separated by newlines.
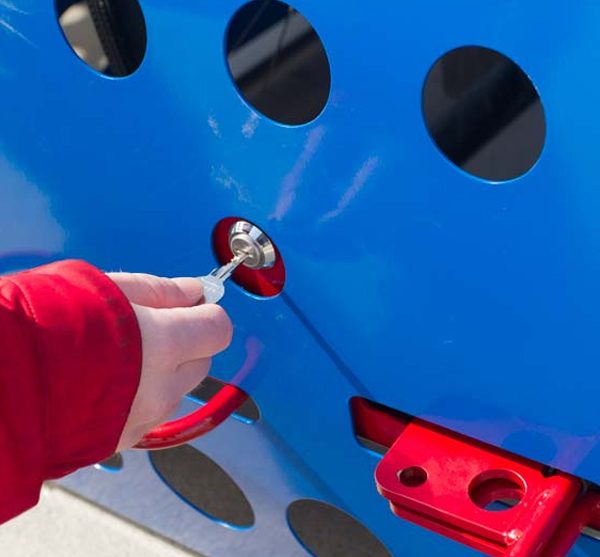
[0, 260, 142, 524]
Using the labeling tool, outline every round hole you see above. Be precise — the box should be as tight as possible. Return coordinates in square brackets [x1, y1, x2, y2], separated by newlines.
[287, 499, 393, 557]
[150, 445, 255, 529]
[422, 45, 545, 182]
[398, 466, 428, 487]
[56, 0, 147, 76]
[225, 0, 331, 125]
[468, 469, 525, 512]
[212, 217, 285, 298]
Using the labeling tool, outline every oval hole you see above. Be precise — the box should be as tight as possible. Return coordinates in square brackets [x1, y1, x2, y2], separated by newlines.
[225, 0, 331, 125]
[56, 0, 147, 76]
[287, 499, 392, 557]
[188, 376, 260, 423]
[95, 453, 123, 472]
[422, 45, 545, 182]
[150, 445, 254, 529]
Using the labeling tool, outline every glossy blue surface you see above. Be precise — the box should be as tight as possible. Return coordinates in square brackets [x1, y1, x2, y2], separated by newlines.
[3, 0, 600, 555]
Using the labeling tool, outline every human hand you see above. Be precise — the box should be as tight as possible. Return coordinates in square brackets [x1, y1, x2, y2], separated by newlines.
[107, 272, 233, 450]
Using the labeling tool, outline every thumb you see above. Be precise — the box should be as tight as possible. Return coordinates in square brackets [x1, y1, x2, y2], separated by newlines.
[108, 272, 203, 308]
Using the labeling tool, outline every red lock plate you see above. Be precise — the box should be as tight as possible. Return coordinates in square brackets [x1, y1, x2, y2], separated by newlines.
[375, 417, 582, 556]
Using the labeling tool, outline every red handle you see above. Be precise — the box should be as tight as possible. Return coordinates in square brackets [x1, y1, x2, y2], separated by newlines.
[135, 384, 249, 450]
[135, 337, 262, 450]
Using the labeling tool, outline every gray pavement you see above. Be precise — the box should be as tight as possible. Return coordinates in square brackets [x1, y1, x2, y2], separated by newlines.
[0, 484, 201, 557]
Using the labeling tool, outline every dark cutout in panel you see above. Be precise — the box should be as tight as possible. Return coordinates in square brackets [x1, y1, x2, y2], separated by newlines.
[96, 453, 123, 472]
[225, 0, 331, 125]
[188, 376, 260, 423]
[287, 499, 393, 557]
[349, 396, 411, 457]
[422, 46, 545, 181]
[356, 436, 388, 456]
[583, 525, 600, 542]
[56, 0, 146, 76]
[150, 445, 254, 529]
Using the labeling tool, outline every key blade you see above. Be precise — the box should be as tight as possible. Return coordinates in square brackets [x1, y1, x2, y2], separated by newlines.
[210, 252, 249, 282]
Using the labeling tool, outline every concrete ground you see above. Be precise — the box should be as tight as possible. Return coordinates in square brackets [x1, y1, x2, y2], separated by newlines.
[0, 484, 200, 557]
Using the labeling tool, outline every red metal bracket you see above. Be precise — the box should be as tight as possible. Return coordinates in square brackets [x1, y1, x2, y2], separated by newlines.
[352, 398, 599, 556]
[542, 492, 600, 556]
[375, 418, 580, 556]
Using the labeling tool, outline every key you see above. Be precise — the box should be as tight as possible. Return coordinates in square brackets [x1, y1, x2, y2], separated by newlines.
[198, 252, 249, 304]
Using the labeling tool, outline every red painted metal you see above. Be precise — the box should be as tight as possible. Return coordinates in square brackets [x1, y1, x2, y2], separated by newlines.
[376, 419, 580, 556]
[350, 397, 410, 449]
[212, 216, 285, 298]
[353, 397, 592, 556]
[135, 384, 249, 450]
[542, 493, 600, 556]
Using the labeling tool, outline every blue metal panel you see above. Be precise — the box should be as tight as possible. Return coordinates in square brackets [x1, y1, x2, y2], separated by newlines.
[2, 0, 600, 555]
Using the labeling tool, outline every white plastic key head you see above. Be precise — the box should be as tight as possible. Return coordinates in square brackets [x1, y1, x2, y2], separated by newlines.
[199, 274, 225, 304]
[198, 252, 248, 304]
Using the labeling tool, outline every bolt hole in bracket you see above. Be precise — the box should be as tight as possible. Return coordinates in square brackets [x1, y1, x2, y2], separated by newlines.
[350, 398, 600, 556]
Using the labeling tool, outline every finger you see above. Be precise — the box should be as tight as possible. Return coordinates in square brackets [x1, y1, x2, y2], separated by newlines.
[173, 359, 212, 398]
[108, 273, 203, 308]
[161, 303, 233, 363]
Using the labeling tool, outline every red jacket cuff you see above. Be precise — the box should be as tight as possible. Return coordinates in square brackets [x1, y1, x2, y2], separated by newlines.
[6, 260, 142, 478]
